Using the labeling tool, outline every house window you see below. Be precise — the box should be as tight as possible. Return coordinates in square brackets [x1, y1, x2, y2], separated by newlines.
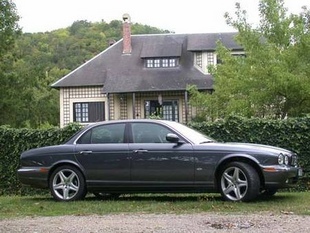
[206, 53, 214, 66]
[162, 100, 178, 122]
[145, 58, 178, 68]
[154, 59, 161, 67]
[196, 52, 202, 68]
[162, 59, 169, 67]
[146, 59, 153, 68]
[73, 102, 105, 123]
[144, 100, 179, 122]
[169, 59, 176, 67]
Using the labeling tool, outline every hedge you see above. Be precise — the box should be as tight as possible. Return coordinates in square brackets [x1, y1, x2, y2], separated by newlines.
[0, 123, 82, 195]
[0, 116, 309, 195]
[189, 116, 310, 190]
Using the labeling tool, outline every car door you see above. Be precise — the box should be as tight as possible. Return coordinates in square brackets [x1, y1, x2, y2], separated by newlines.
[129, 122, 194, 187]
[74, 123, 130, 187]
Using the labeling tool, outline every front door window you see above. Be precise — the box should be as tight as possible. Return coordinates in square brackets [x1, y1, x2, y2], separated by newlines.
[144, 100, 179, 122]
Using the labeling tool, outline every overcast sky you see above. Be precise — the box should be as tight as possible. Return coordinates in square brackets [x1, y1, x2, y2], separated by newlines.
[12, 0, 309, 34]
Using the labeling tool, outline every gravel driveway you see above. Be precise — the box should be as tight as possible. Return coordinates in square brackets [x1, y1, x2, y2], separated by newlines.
[1, 212, 310, 233]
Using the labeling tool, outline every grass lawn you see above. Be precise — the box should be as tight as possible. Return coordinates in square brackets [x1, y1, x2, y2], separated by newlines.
[0, 192, 310, 219]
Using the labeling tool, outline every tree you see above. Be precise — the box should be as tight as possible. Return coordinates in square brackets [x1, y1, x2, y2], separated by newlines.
[0, 0, 20, 55]
[0, 16, 171, 127]
[0, 0, 21, 126]
[189, 0, 310, 120]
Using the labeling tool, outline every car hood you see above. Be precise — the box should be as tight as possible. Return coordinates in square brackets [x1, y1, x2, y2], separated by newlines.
[199, 142, 292, 155]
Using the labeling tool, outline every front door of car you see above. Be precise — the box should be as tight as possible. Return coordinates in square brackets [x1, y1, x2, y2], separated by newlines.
[129, 122, 194, 187]
[74, 123, 130, 186]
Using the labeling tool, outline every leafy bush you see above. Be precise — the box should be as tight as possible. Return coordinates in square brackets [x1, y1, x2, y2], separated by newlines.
[190, 115, 310, 190]
[0, 123, 82, 195]
[1, 117, 310, 195]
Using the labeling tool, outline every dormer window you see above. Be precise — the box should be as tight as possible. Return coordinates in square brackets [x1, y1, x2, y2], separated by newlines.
[194, 52, 216, 74]
[146, 58, 178, 68]
[196, 52, 202, 68]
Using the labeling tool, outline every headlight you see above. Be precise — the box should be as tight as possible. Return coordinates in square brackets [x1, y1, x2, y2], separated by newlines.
[278, 153, 289, 165]
[278, 153, 284, 165]
[284, 155, 289, 165]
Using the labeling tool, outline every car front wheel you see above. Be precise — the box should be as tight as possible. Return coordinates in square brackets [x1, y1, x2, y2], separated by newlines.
[49, 165, 86, 201]
[219, 162, 260, 202]
[261, 188, 278, 196]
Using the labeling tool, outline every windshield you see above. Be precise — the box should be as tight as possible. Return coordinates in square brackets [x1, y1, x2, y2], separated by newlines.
[164, 121, 216, 144]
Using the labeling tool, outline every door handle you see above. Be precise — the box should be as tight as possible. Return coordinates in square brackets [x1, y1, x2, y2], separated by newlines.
[133, 149, 148, 154]
[79, 150, 93, 154]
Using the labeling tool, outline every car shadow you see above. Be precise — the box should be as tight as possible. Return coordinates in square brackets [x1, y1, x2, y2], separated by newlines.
[25, 192, 296, 203]
[86, 193, 223, 202]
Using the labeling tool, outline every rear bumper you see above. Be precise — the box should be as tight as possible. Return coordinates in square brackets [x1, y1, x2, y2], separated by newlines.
[17, 167, 49, 189]
[262, 165, 302, 189]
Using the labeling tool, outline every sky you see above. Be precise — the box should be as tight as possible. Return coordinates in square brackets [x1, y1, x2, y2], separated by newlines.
[12, 0, 310, 34]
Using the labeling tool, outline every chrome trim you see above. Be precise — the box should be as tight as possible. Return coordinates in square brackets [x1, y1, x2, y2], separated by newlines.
[18, 168, 42, 172]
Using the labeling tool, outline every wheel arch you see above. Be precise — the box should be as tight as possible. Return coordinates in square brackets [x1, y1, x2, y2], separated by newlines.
[47, 160, 86, 188]
[214, 154, 265, 191]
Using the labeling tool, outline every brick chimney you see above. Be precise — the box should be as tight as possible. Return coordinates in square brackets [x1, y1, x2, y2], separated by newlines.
[122, 13, 132, 54]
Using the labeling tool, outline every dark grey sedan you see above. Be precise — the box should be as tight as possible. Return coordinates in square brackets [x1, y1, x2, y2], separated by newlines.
[18, 119, 302, 202]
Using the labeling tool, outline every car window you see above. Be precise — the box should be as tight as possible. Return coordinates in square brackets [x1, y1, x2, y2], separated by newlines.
[77, 123, 126, 144]
[131, 123, 173, 143]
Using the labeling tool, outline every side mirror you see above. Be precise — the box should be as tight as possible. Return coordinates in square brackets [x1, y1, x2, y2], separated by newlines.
[166, 133, 180, 143]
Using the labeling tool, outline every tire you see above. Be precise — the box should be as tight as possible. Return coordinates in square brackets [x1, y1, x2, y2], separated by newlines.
[49, 165, 87, 201]
[93, 192, 121, 200]
[219, 162, 260, 202]
[261, 188, 278, 197]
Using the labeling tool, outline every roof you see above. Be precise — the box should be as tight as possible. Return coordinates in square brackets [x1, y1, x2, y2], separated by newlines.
[51, 32, 240, 93]
[187, 32, 241, 51]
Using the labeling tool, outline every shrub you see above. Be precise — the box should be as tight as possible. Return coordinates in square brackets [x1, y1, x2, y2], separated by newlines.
[0, 123, 82, 195]
[189, 115, 310, 190]
[1, 117, 309, 195]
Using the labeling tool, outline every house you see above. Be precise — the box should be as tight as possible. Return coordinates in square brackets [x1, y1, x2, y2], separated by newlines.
[52, 14, 242, 127]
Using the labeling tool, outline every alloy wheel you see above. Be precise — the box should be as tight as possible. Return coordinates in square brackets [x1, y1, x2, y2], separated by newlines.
[52, 169, 80, 200]
[221, 166, 248, 201]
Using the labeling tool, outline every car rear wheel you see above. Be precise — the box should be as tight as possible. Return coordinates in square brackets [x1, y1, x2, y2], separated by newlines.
[219, 162, 260, 202]
[49, 165, 86, 201]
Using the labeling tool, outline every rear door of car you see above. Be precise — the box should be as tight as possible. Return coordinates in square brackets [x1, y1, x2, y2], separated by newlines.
[74, 123, 130, 186]
[128, 122, 194, 188]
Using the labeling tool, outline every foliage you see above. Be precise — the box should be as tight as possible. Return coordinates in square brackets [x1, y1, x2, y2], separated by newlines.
[1, 117, 310, 195]
[0, 0, 22, 129]
[0, 123, 82, 195]
[188, 0, 310, 119]
[189, 115, 310, 190]
[0, 18, 171, 128]
[0, 0, 20, 55]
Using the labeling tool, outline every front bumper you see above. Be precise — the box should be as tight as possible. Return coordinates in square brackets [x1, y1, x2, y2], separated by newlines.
[17, 167, 50, 189]
[262, 165, 302, 189]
